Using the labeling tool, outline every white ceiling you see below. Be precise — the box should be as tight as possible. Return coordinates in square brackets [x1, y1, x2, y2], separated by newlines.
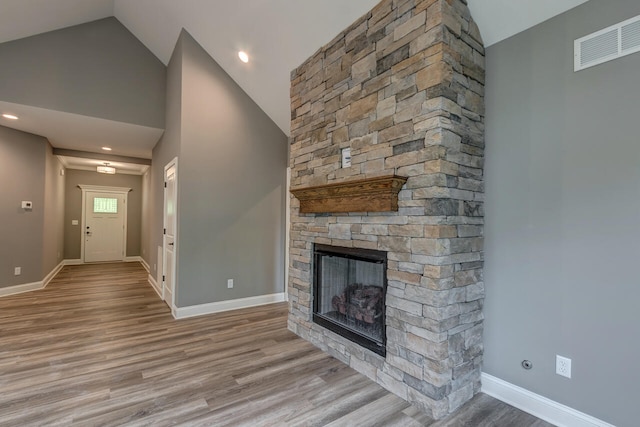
[468, 0, 589, 46]
[0, 0, 113, 44]
[0, 0, 590, 162]
[0, 101, 163, 158]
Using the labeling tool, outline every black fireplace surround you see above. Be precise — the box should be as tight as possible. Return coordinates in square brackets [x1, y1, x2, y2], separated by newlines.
[313, 244, 387, 356]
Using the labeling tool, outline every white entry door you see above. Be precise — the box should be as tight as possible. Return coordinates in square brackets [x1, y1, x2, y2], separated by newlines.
[84, 191, 126, 262]
[163, 159, 178, 307]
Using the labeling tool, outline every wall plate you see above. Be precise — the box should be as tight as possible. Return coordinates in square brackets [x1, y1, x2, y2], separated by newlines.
[341, 148, 351, 168]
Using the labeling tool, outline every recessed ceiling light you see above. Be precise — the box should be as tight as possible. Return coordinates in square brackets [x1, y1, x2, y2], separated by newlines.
[102, 146, 112, 151]
[238, 51, 249, 63]
[2, 114, 18, 120]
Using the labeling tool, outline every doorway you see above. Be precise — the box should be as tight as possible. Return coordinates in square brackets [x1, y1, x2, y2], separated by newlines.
[79, 185, 131, 263]
[163, 158, 178, 309]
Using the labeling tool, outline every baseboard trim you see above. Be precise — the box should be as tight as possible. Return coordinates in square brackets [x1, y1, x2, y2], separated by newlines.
[148, 274, 162, 299]
[481, 373, 615, 427]
[42, 261, 64, 289]
[139, 258, 151, 273]
[0, 261, 66, 297]
[174, 293, 286, 319]
[0, 281, 43, 297]
[63, 258, 148, 267]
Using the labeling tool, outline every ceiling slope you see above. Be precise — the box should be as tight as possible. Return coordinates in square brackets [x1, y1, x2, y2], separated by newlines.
[467, 0, 590, 47]
[113, 0, 381, 135]
[0, 0, 113, 44]
[0, 0, 593, 151]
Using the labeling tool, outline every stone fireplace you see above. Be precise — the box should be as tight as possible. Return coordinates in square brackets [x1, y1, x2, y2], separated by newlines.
[288, 0, 485, 419]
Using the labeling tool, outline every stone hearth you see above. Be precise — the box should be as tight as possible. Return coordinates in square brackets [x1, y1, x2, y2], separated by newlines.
[287, 0, 485, 419]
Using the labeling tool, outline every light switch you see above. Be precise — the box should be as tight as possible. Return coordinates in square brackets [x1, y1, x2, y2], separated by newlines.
[72, 220, 79, 226]
[21, 201, 32, 209]
[341, 148, 351, 168]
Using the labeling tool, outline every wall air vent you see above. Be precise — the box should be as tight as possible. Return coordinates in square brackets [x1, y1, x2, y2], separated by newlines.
[575, 15, 640, 71]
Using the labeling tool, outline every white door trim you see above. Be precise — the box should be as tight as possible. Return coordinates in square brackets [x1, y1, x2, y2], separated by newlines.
[79, 185, 132, 263]
[163, 158, 178, 311]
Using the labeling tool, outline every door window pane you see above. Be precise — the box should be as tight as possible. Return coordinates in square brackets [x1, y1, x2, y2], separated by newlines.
[94, 197, 118, 213]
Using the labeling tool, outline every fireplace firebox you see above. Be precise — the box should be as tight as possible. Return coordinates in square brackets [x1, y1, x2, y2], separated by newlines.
[313, 244, 387, 356]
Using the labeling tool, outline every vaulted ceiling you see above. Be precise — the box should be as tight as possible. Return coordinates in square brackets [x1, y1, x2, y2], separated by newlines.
[0, 0, 590, 160]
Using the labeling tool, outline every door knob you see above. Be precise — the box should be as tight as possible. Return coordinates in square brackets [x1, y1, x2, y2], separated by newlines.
[168, 242, 174, 246]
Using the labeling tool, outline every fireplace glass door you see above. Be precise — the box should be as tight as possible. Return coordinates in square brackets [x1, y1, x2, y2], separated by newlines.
[313, 244, 387, 356]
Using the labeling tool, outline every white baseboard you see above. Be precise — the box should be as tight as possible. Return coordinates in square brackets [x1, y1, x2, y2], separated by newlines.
[174, 293, 286, 319]
[42, 261, 64, 289]
[481, 373, 615, 427]
[148, 274, 162, 299]
[0, 261, 66, 297]
[0, 281, 43, 297]
[139, 258, 151, 273]
[64, 258, 148, 267]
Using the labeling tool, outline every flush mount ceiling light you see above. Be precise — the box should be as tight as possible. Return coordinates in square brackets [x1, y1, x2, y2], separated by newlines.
[97, 162, 116, 174]
[238, 51, 249, 63]
[2, 114, 18, 120]
[101, 146, 112, 151]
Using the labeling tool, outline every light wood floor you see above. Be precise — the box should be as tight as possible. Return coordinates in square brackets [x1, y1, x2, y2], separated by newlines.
[0, 262, 553, 426]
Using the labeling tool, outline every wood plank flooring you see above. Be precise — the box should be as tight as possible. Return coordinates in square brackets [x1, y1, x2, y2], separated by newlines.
[0, 262, 553, 426]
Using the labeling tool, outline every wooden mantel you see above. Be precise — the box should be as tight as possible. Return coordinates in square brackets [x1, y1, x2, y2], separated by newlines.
[290, 175, 408, 214]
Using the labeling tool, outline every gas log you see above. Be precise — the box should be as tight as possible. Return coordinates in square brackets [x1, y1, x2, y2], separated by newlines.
[331, 284, 383, 324]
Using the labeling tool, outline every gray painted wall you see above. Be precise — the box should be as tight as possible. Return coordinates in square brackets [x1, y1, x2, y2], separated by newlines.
[42, 143, 65, 275]
[176, 31, 287, 306]
[484, 1, 640, 425]
[0, 126, 46, 288]
[150, 31, 288, 307]
[0, 17, 165, 129]
[140, 170, 151, 267]
[63, 169, 142, 260]
[149, 34, 183, 281]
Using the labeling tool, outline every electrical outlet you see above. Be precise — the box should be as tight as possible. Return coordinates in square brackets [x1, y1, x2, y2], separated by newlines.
[556, 355, 572, 378]
[14, 267, 21, 276]
[227, 279, 234, 289]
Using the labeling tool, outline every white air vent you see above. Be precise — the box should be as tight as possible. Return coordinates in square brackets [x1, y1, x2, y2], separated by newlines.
[575, 15, 640, 71]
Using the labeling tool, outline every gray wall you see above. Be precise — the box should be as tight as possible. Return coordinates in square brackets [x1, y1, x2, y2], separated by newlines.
[150, 30, 288, 307]
[0, 17, 165, 128]
[0, 126, 46, 287]
[140, 169, 151, 267]
[42, 143, 65, 275]
[149, 34, 183, 280]
[484, 1, 640, 425]
[64, 169, 142, 260]
[177, 31, 287, 306]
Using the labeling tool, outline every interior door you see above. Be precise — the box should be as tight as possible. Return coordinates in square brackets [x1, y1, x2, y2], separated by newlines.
[163, 161, 177, 307]
[85, 191, 126, 262]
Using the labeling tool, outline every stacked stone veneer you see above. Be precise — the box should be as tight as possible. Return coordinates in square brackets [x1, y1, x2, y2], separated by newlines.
[288, 0, 484, 419]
